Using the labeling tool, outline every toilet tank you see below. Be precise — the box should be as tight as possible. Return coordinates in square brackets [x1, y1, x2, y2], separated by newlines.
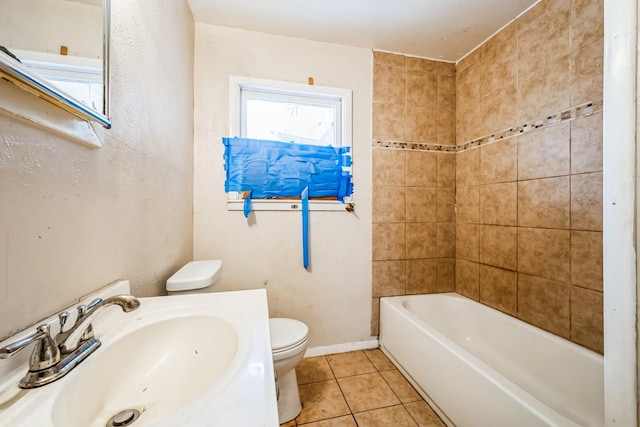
[166, 260, 223, 295]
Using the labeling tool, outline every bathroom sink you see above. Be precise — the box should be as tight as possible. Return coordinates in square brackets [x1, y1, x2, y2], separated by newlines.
[52, 315, 240, 427]
[0, 283, 279, 427]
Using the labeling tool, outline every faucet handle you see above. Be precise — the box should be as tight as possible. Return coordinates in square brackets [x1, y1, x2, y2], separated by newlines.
[0, 324, 60, 371]
[77, 305, 94, 341]
[58, 311, 71, 332]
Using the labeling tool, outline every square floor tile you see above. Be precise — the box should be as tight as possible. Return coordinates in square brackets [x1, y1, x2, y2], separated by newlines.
[364, 348, 396, 371]
[297, 380, 351, 424]
[280, 420, 296, 427]
[404, 401, 446, 427]
[297, 415, 358, 426]
[380, 369, 422, 403]
[337, 372, 400, 413]
[297, 356, 335, 384]
[326, 351, 376, 378]
[354, 405, 419, 426]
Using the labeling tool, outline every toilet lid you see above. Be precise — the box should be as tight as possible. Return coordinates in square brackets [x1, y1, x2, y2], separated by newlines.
[269, 318, 309, 352]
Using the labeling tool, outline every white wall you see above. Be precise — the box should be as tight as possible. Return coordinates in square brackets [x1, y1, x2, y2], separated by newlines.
[193, 24, 373, 348]
[0, 0, 195, 340]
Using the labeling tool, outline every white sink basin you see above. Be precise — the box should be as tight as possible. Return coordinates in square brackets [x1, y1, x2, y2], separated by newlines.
[52, 315, 239, 427]
[0, 284, 278, 427]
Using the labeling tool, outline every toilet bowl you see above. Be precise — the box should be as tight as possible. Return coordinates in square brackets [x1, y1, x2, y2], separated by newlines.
[166, 261, 309, 423]
[270, 318, 309, 423]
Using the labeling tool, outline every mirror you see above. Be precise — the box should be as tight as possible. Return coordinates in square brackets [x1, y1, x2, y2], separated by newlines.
[0, 0, 110, 128]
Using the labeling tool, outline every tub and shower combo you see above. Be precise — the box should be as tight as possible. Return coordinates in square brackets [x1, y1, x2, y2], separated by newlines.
[379, 293, 604, 427]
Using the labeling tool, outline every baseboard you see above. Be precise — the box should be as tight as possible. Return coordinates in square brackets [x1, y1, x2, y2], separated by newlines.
[304, 338, 379, 358]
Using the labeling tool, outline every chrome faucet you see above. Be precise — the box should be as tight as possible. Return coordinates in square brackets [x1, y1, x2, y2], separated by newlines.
[0, 294, 140, 388]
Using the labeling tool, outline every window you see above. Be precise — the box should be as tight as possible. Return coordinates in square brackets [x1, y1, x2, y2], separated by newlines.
[228, 76, 353, 211]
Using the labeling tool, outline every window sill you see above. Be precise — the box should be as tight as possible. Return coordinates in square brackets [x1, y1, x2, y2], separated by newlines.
[227, 199, 353, 212]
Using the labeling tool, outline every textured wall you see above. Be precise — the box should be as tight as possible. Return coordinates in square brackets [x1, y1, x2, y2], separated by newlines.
[455, 0, 604, 353]
[0, 0, 195, 340]
[371, 52, 456, 335]
[192, 24, 373, 349]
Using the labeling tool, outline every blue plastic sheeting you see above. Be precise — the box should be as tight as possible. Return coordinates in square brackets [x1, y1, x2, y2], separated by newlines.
[223, 137, 353, 201]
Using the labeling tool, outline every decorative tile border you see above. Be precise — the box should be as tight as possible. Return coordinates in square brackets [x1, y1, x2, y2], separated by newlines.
[372, 100, 603, 153]
[371, 140, 457, 152]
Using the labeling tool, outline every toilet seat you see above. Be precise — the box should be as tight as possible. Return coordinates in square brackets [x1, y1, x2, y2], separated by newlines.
[270, 318, 309, 353]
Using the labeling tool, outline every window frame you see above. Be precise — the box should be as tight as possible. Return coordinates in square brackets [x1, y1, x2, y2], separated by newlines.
[227, 75, 353, 212]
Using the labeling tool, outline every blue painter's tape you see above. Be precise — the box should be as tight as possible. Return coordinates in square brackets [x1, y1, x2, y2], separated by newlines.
[243, 191, 252, 218]
[301, 187, 309, 269]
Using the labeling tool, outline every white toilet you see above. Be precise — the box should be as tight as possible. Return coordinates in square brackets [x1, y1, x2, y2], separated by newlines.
[166, 260, 309, 423]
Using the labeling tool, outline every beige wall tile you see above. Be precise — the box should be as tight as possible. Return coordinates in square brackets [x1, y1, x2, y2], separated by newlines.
[373, 223, 405, 260]
[480, 37, 517, 98]
[407, 56, 438, 72]
[480, 138, 517, 184]
[480, 85, 518, 136]
[571, 231, 603, 291]
[436, 188, 455, 223]
[479, 182, 517, 226]
[373, 148, 405, 186]
[405, 187, 437, 223]
[517, 1, 570, 70]
[457, 46, 481, 74]
[406, 106, 437, 143]
[437, 223, 456, 258]
[571, 286, 603, 353]
[373, 186, 406, 223]
[407, 70, 437, 108]
[372, 260, 406, 297]
[373, 63, 406, 104]
[373, 102, 405, 141]
[456, 148, 480, 187]
[436, 60, 456, 76]
[371, 297, 380, 336]
[518, 273, 571, 338]
[438, 74, 456, 111]
[456, 259, 479, 300]
[518, 55, 571, 123]
[570, 0, 604, 50]
[437, 259, 456, 292]
[373, 51, 407, 67]
[517, 0, 570, 31]
[479, 265, 517, 316]
[517, 122, 570, 180]
[479, 225, 517, 270]
[406, 150, 438, 187]
[571, 172, 603, 231]
[571, 113, 603, 174]
[406, 223, 437, 259]
[518, 176, 570, 229]
[457, 185, 480, 224]
[406, 259, 438, 294]
[456, 65, 482, 143]
[456, 223, 479, 261]
[518, 227, 571, 283]
[437, 108, 456, 146]
[570, 38, 603, 106]
[437, 153, 456, 188]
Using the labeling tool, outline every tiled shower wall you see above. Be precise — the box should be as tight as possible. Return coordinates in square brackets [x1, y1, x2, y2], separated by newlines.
[371, 53, 456, 335]
[454, 0, 603, 353]
[371, 0, 604, 354]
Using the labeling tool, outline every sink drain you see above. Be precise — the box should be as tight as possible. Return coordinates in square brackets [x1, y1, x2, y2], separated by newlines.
[106, 409, 141, 427]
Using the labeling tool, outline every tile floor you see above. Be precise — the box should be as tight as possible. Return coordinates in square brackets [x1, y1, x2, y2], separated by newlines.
[281, 349, 446, 426]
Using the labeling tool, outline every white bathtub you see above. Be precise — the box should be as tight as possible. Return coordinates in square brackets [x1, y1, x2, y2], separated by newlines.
[379, 293, 604, 427]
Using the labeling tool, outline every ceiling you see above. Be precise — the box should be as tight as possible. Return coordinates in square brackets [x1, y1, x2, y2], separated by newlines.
[187, 0, 539, 62]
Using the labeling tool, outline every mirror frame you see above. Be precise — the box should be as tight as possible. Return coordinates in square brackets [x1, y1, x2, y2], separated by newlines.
[0, 0, 111, 128]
